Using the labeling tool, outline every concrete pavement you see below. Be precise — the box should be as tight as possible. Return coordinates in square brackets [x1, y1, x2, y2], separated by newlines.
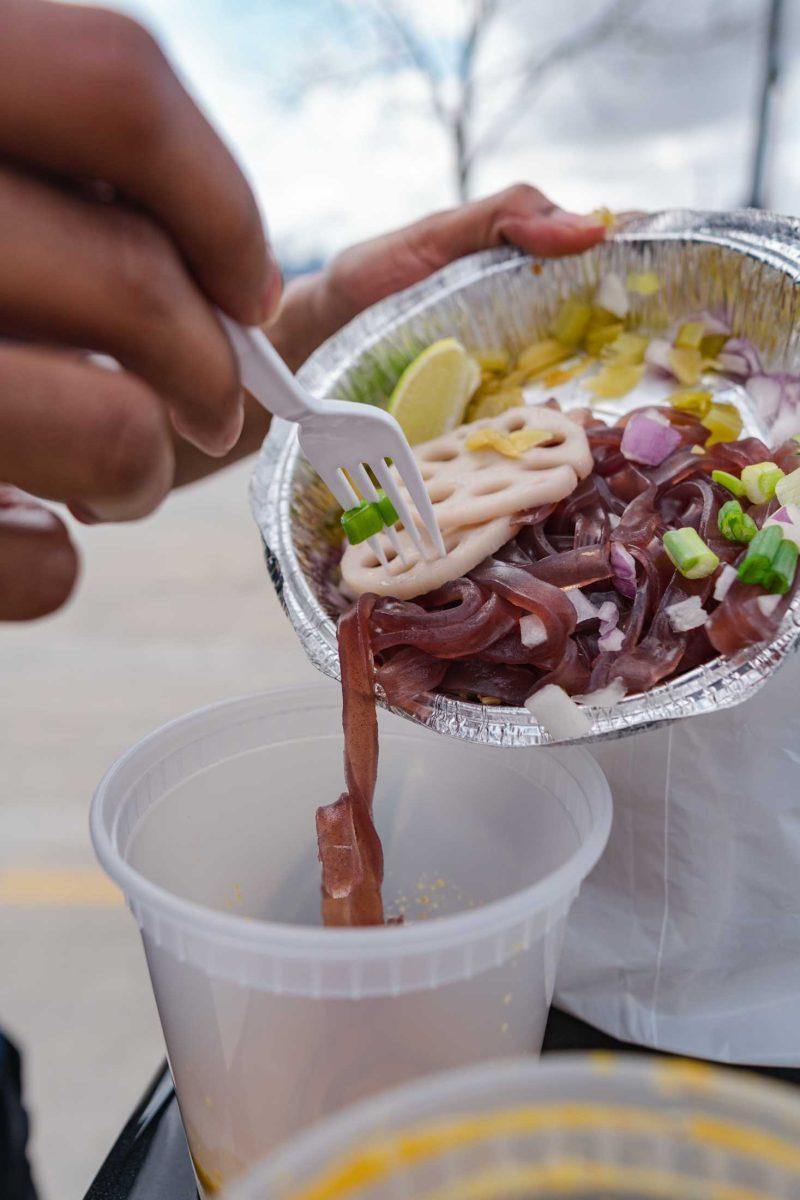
[0, 459, 316, 1199]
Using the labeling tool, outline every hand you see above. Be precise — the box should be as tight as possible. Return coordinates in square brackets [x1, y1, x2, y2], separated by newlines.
[178, 185, 605, 483]
[312, 183, 607, 342]
[0, 0, 280, 619]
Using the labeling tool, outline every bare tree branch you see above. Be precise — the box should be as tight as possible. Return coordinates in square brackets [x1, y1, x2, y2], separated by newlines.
[369, 0, 450, 126]
[466, 0, 643, 171]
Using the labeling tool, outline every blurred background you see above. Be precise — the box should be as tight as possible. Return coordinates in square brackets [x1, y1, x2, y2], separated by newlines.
[1, 1, 798, 1196]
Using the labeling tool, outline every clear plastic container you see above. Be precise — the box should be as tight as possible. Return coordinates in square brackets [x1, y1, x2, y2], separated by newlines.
[90, 683, 611, 1195]
[227, 1053, 800, 1200]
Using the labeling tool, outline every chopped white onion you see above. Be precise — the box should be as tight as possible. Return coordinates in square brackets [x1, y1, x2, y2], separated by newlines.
[598, 627, 624, 651]
[746, 374, 783, 422]
[575, 677, 628, 707]
[666, 595, 708, 632]
[713, 563, 738, 602]
[519, 613, 547, 648]
[567, 588, 598, 625]
[525, 684, 592, 739]
[758, 594, 781, 617]
[594, 272, 628, 319]
[644, 338, 674, 374]
[776, 467, 800, 508]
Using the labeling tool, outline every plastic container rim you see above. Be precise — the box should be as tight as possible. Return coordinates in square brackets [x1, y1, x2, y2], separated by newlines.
[226, 1052, 800, 1200]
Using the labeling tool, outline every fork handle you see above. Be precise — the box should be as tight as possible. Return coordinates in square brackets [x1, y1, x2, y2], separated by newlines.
[217, 311, 320, 424]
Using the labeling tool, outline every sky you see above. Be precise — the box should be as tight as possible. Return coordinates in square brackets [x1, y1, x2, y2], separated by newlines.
[111, 0, 800, 270]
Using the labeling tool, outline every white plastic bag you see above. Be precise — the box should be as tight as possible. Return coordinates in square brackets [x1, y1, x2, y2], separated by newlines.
[556, 652, 800, 1066]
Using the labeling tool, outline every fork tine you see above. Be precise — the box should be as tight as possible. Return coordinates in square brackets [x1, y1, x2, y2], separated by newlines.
[376, 448, 446, 559]
[372, 459, 435, 562]
[350, 463, 409, 565]
[320, 466, 388, 568]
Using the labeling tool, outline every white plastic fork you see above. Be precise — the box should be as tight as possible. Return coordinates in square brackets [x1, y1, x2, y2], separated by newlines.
[218, 314, 446, 565]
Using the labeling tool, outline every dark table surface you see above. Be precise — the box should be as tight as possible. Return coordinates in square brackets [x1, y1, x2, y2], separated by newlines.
[83, 1010, 800, 1200]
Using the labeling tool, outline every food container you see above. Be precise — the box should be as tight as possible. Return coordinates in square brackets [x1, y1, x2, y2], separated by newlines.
[90, 682, 611, 1194]
[251, 209, 800, 748]
[226, 1053, 800, 1200]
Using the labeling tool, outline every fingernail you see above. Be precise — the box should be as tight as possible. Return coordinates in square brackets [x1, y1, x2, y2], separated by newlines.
[260, 256, 284, 325]
[172, 398, 244, 458]
[68, 502, 103, 526]
[553, 211, 606, 231]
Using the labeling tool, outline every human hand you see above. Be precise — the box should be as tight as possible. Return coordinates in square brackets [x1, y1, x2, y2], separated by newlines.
[0, 0, 280, 619]
[180, 184, 605, 484]
[311, 183, 607, 345]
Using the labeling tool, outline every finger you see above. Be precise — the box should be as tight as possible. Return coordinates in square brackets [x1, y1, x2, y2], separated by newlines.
[0, 345, 174, 522]
[409, 184, 606, 266]
[0, 0, 279, 324]
[496, 210, 609, 257]
[0, 164, 241, 455]
[0, 487, 78, 620]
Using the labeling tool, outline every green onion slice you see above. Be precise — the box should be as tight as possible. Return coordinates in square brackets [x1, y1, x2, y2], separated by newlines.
[738, 524, 784, 585]
[662, 527, 720, 579]
[766, 539, 799, 595]
[340, 499, 384, 545]
[741, 461, 784, 504]
[375, 489, 399, 527]
[711, 469, 746, 497]
[717, 499, 757, 544]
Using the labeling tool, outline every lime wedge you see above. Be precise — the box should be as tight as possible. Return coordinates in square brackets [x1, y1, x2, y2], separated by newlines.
[388, 338, 479, 445]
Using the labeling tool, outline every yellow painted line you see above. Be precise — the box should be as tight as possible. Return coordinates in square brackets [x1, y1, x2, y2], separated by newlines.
[0, 866, 123, 907]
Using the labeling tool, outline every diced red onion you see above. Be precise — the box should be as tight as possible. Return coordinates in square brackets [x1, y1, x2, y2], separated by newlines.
[598, 627, 624, 651]
[596, 600, 619, 636]
[694, 309, 730, 336]
[610, 542, 637, 598]
[718, 336, 762, 377]
[666, 595, 708, 632]
[621, 411, 682, 466]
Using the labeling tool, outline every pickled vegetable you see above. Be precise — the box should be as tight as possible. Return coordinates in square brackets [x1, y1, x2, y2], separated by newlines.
[585, 321, 625, 357]
[700, 332, 729, 359]
[516, 338, 571, 375]
[669, 346, 704, 386]
[466, 388, 524, 423]
[702, 402, 743, 446]
[476, 349, 510, 373]
[551, 297, 592, 348]
[669, 389, 712, 418]
[465, 426, 551, 458]
[585, 363, 645, 399]
[602, 332, 648, 366]
[626, 271, 660, 296]
[675, 322, 706, 350]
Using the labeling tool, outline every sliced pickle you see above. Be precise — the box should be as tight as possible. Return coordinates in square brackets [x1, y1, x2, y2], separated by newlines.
[551, 297, 592, 348]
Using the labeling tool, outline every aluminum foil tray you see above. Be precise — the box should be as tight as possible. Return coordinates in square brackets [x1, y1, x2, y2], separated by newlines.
[250, 210, 800, 746]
